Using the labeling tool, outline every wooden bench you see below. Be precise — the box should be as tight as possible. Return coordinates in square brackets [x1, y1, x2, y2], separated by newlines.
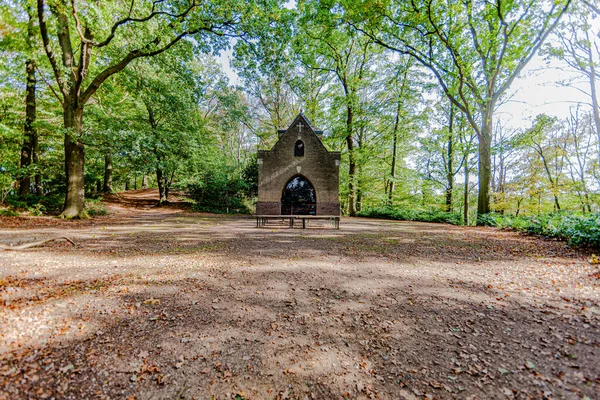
[256, 215, 340, 229]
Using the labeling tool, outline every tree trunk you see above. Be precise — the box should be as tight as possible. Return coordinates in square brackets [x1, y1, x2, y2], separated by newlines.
[553, 194, 561, 212]
[103, 154, 113, 193]
[538, 151, 561, 211]
[587, 44, 600, 162]
[463, 156, 469, 225]
[346, 105, 356, 216]
[156, 168, 167, 204]
[356, 174, 362, 213]
[585, 193, 592, 213]
[125, 179, 130, 191]
[62, 105, 86, 218]
[141, 175, 148, 189]
[476, 105, 493, 221]
[445, 104, 455, 212]
[19, 13, 37, 196]
[388, 100, 401, 206]
[33, 133, 41, 195]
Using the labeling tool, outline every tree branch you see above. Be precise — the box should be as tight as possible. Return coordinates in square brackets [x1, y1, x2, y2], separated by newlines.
[81, 22, 233, 105]
[37, 0, 65, 97]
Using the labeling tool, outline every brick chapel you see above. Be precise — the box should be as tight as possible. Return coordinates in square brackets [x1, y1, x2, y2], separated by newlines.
[256, 113, 341, 216]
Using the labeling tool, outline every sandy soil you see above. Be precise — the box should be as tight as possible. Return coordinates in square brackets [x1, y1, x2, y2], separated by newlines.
[0, 190, 598, 399]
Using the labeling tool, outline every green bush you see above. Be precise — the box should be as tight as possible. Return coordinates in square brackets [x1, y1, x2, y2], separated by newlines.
[0, 208, 19, 217]
[187, 173, 250, 214]
[27, 203, 45, 216]
[478, 212, 600, 249]
[6, 198, 28, 210]
[3, 194, 64, 216]
[358, 207, 463, 225]
[39, 194, 64, 215]
[85, 198, 108, 216]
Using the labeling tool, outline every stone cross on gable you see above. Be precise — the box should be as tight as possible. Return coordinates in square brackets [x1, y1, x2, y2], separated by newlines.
[297, 122, 305, 133]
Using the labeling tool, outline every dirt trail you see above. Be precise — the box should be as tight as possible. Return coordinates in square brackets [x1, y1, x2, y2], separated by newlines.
[0, 190, 598, 399]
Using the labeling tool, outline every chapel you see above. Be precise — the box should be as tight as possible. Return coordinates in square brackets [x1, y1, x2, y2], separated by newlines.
[256, 113, 340, 216]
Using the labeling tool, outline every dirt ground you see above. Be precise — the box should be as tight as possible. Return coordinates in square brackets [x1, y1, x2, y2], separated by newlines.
[0, 190, 599, 400]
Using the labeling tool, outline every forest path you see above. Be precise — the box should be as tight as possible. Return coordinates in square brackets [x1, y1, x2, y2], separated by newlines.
[102, 188, 191, 214]
[0, 193, 599, 399]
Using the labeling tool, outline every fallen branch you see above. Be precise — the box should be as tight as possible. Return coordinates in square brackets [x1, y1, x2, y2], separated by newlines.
[0, 237, 76, 251]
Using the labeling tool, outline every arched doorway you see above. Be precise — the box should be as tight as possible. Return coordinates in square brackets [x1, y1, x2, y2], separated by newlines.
[281, 175, 316, 215]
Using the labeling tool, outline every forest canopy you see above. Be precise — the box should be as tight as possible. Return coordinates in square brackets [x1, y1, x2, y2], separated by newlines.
[1, 0, 600, 238]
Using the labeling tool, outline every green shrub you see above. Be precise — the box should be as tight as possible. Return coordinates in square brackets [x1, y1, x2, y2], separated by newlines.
[191, 204, 249, 214]
[480, 212, 600, 249]
[27, 203, 45, 216]
[476, 212, 504, 227]
[85, 198, 108, 216]
[358, 207, 463, 225]
[3, 194, 64, 216]
[6, 198, 28, 210]
[0, 208, 19, 217]
[39, 194, 64, 215]
[187, 173, 250, 214]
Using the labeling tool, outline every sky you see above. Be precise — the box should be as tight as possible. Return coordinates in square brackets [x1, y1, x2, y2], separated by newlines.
[497, 55, 588, 130]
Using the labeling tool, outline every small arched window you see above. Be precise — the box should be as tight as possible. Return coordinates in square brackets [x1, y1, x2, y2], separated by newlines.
[294, 140, 305, 157]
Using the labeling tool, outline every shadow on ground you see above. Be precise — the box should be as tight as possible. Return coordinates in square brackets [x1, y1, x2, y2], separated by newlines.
[1, 215, 598, 399]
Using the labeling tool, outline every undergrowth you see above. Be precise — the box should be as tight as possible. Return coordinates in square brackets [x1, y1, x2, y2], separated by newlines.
[85, 198, 108, 216]
[359, 207, 600, 249]
[358, 207, 463, 225]
[477, 212, 600, 248]
[1, 194, 64, 216]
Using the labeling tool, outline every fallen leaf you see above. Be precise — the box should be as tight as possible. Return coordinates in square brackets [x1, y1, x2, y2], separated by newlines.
[525, 360, 535, 370]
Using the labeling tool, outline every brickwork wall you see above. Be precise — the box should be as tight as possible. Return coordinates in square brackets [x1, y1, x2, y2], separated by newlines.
[317, 202, 341, 216]
[256, 201, 280, 215]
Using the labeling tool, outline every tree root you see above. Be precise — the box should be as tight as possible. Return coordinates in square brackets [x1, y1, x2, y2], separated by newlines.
[0, 237, 76, 251]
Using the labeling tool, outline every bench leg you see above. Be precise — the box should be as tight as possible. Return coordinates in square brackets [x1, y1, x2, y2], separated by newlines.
[302, 218, 306, 229]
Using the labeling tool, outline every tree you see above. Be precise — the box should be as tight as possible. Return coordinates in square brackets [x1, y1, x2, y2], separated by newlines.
[18, 5, 40, 196]
[295, 0, 378, 215]
[118, 53, 205, 204]
[0, 2, 42, 196]
[562, 106, 594, 212]
[546, 1, 600, 165]
[381, 55, 425, 205]
[345, 0, 570, 221]
[517, 114, 566, 211]
[35, 0, 269, 217]
[491, 121, 520, 213]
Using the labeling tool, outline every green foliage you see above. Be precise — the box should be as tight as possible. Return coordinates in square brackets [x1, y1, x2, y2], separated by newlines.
[478, 212, 600, 249]
[187, 173, 250, 214]
[85, 198, 108, 216]
[0, 208, 19, 217]
[358, 206, 463, 225]
[2, 193, 64, 216]
[241, 155, 258, 198]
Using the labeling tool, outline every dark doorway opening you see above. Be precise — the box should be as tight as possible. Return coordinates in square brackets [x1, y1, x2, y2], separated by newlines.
[281, 175, 316, 215]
